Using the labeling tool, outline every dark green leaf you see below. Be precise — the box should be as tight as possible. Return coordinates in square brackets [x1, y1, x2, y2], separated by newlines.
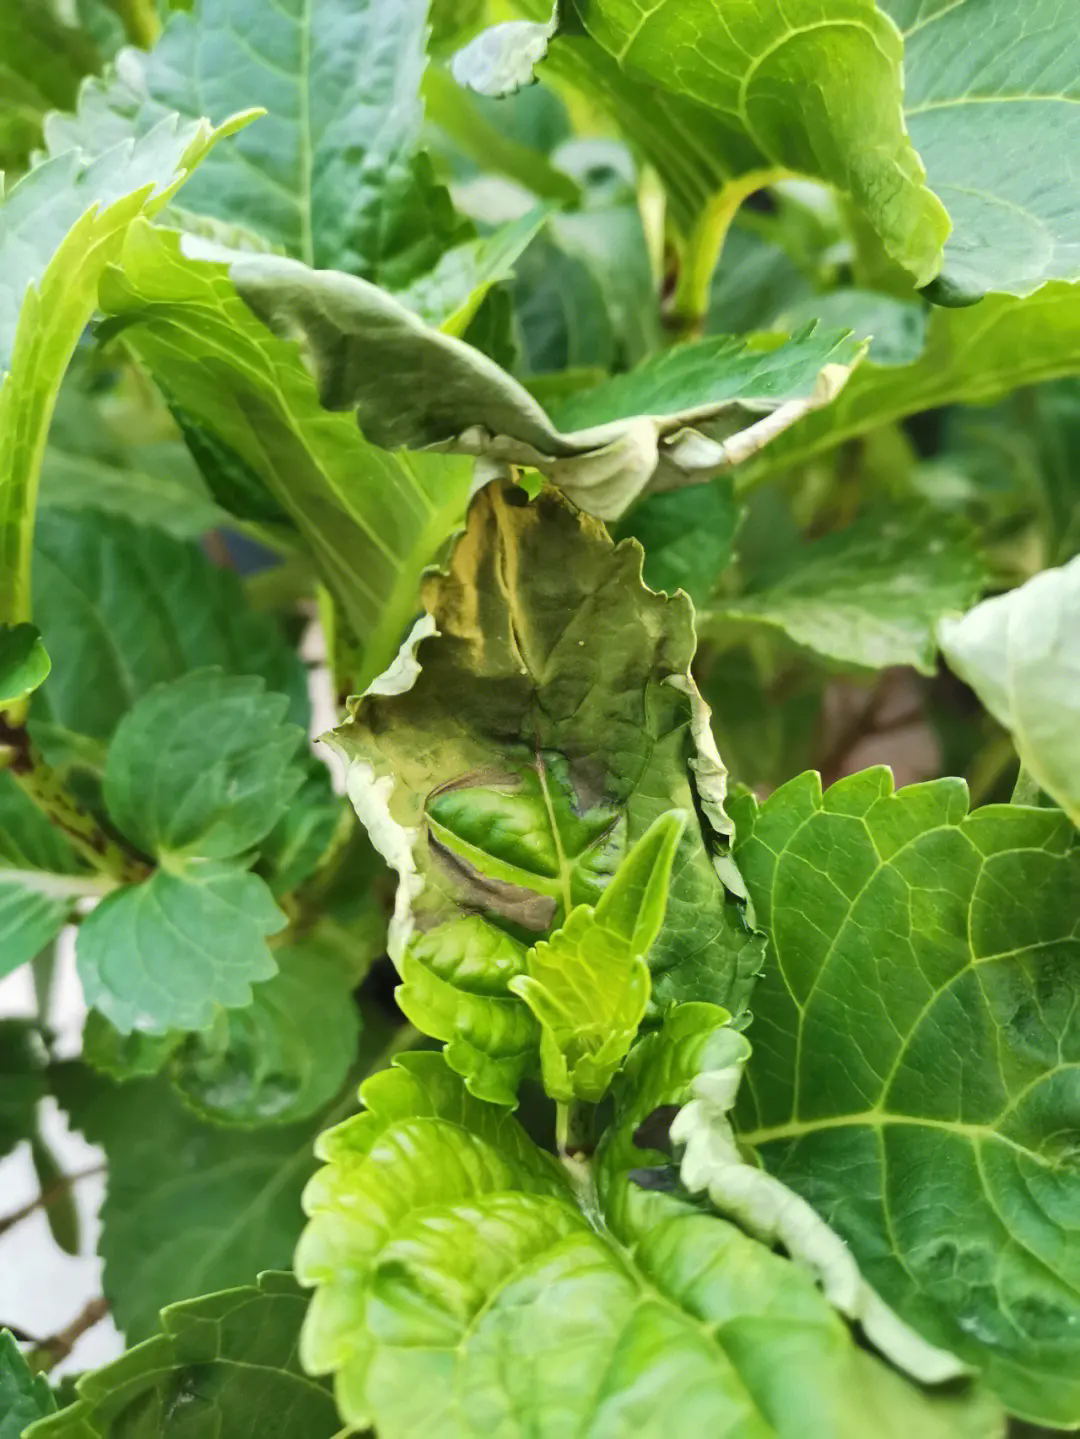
[732, 769, 1080, 1425]
[0, 1330, 55, 1439]
[0, 1019, 45, 1160]
[0, 775, 85, 982]
[614, 481, 739, 605]
[0, 623, 49, 706]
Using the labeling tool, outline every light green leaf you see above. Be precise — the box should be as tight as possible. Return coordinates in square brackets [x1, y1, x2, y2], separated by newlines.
[0, 1330, 55, 1439]
[671, 1027, 966, 1385]
[296, 1040, 1001, 1437]
[749, 285, 1080, 481]
[46, 0, 462, 285]
[76, 862, 285, 1034]
[511, 811, 684, 1102]
[939, 556, 1080, 825]
[0, 1019, 45, 1161]
[327, 484, 761, 1107]
[30, 510, 308, 763]
[452, 6, 561, 98]
[103, 671, 304, 862]
[0, 110, 246, 626]
[730, 768, 1080, 1425]
[614, 481, 740, 606]
[54, 1060, 348, 1341]
[565, 0, 948, 286]
[703, 509, 986, 674]
[0, 774, 87, 982]
[882, 0, 1080, 301]
[97, 223, 474, 691]
[179, 242, 860, 519]
[169, 939, 361, 1126]
[25, 1274, 338, 1439]
[0, 622, 49, 706]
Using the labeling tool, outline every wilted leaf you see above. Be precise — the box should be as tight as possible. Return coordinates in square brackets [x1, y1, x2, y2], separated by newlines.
[327, 484, 761, 1107]
[939, 556, 1080, 825]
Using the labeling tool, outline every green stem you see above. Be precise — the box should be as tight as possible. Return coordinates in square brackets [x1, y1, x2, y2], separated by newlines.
[556, 1099, 595, 1159]
[0, 718, 150, 885]
[668, 169, 787, 339]
[1010, 763, 1042, 808]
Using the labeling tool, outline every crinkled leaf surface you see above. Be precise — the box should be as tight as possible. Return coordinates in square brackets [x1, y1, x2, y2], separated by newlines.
[511, 811, 684, 1102]
[452, 9, 561, 97]
[25, 1274, 338, 1439]
[169, 939, 361, 1127]
[751, 286, 1080, 480]
[97, 224, 474, 690]
[0, 110, 244, 625]
[882, 0, 1080, 301]
[704, 509, 986, 673]
[0, 1330, 55, 1439]
[939, 556, 1080, 826]
[295, 1022, 1001, 1437]
[31, 511, 308, 766]
[76, 862, 284, 1034]
[549, 0, 949, 285]
[0, 622, 49, 705]
[191, 245, 860, 518]
[731, 768, 1080, 1425]
[103, 671, 304, 862]
[54, 1061, 348, 1341]
[45, 0, 461, 285]
[0, 774, 85, 981]
[327, 484, 761, 1107]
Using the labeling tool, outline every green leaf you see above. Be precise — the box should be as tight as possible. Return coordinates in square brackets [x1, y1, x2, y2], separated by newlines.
[0, 110, 247, 627]
[0, 623, 49, 706]
[939, 556, 1080, 825]
[0, 1330, 55, 1439]
[97, 223, 474, 691]
[327, 484, 761, 1107]
[256, 759, 345, 899]
[82, 1011, 182, 1082]
[296, 1038, 1001, 1437]
[169, 939, 361, 1126]
[703, 509, 987, 674]
[561, 0, 949, 286]
[54, 1061, 348, 1341]
[30, 1134, 80, 1257]
[25, 1274, 338, 1439]
[614, 480, 740, 605]
[40, 364, 226, 539]
[882, 0, 1080, 301]
[750, 286, 1080, 480]
[103, 671, 304, 862]
[0, 0, 99, 172]
[0, 1019, 45, 1160]
[45, 0, 462, 285]
[76, 862, 285, 1034]
[30, 511, 308, 764]
[511, 811, 684, 1102]
[730, 768, 1080, 1425]
[174, 243, 860, 519]
[0, 774, 86, 982]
